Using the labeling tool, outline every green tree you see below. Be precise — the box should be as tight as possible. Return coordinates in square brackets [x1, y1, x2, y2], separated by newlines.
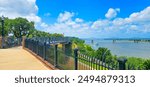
[0, 17, 12, 36]
[0, 17, 64, 38]
[10, 17, 34, 38]
[95, 47, 112, 60]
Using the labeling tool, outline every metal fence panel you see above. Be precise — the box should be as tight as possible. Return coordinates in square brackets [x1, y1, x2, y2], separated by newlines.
[57, 48, 75, 70]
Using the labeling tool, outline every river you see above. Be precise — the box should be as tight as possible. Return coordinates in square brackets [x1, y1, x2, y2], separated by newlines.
[84, 39, 150, 58]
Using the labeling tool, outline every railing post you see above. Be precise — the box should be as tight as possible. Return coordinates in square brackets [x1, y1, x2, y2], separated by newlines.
[43, 42, 46, 60]
[54, 44, 58, 67]
[74, 48, 78, 70]
[36, 40, 39, 55]
[31, 40, 33, 51]
[117, 58, 127, 70]
[25, 39, 28, 48]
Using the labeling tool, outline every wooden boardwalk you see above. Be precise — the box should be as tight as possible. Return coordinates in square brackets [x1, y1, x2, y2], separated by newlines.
[0, 47, 51, 70]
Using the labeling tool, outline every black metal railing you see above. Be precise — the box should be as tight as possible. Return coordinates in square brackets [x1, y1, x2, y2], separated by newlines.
[74, 49, 119, 70]
[25, 37, 74, 70]
[25, 37, 145, 70]
[74, 49, 145, 70]
[57, 48, 75, 70]
[1, 36, 22, 49]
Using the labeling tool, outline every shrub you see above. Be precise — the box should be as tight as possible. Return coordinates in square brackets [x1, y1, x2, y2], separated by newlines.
[143, 60, 150, 70]
[95, 47, 112, 60]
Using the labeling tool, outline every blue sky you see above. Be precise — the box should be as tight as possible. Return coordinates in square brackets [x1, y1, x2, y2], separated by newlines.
[1, 0, 150, 38]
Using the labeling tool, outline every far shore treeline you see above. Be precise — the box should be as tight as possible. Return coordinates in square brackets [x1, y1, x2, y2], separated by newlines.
[0, 17, 150, 69]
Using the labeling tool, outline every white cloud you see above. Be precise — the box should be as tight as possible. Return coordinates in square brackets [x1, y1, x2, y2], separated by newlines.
[75, 18, 84, 23]
[42, 11, 93, 37]
[105, 8, 120, 19]
[42, 6, 150, 38]
[119, 6, 150, 33]
[89, 6, 150, 38]
[128, 6, 150, 23]
[0, 0, 41, 23]
[130, 25, 137, 30]
[40, 23, 49, 28]
[26, 14, 41, 23]
[91, 20, 111, 29]
[57, 11, 74, 23]
[112, 18, 126, 26]
[44, 13, 51, 16]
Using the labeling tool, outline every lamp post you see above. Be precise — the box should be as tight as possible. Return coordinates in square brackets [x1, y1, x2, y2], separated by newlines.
[1, 15, 4, 48]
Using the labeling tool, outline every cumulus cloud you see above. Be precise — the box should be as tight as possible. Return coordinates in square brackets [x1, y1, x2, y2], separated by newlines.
[43, 11, 93, 37]
[127, 6, 150, 23]
[42, 6, 150, 38]
[90, 6, 150, 38]
[57, 11, 74, 23]
[105, 8, 120, 19]
[0, 0, 41, 23]
[75, 18, 84, 23]
[40, 22, 49, 28]
[91, 20, 111, 29]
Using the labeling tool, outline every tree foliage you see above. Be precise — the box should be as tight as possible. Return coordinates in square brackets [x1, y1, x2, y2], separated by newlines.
[95, 47, 112, 60]
[143, 59, 150, 70]
[10, 17, 35, 38]
[0, 17, 11, 36]
[70, 37, 95, 55]
[0, 17, 63, 38]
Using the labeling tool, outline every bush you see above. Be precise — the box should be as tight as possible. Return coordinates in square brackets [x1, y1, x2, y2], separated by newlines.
[95, 47, 112, 60]
[143, 60, 150, 70]
[124, 57, 145, 69]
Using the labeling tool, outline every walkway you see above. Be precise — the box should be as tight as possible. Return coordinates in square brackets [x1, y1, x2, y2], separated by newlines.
[0, 47, 51, 70]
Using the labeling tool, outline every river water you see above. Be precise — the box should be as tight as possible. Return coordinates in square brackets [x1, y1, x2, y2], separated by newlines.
[84, 39, 150, 58]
